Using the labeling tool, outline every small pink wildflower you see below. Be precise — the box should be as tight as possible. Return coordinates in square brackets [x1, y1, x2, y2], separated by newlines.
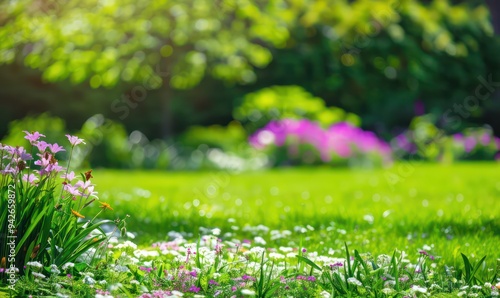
[24, 131, 45, 144]
[66, 134, 85, 146]
[48, 143, 65, 154]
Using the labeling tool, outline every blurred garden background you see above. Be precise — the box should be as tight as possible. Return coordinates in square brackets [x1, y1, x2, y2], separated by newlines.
[1, 1, 500, 296]
[1, 0, 500, 170]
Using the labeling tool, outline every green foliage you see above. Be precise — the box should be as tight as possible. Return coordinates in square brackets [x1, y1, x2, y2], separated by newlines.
[0, 0, 290, 88]
[252, 1, 500, 133]
[392, 114, 500, 162]
[1, 113, 67, 151]
[459, 253, 487, 286]
[180, 121, 248, 152]
[234, 85, 360, 133]
[78, 114, 131, 168]
[1, 0, 500, 140]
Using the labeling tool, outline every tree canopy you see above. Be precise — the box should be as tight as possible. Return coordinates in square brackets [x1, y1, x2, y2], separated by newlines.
[1, 0, 493, 90]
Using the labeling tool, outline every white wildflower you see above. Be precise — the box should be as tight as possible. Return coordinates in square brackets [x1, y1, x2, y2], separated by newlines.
[26, 261, 43, 268]
[269, 252, 285, 260]
[279, 246, 293, 253]
[248, 246, 265, 256]
[61, 262, 74, 271]
[50, 264, 61, 275]
[113, 265, 130, 272]
[411, 285, 427, 293]
[241, 289, 256, 296]
[32, 272, 46, 279]
[83, 275, 95, 285]
[347, 277, 362, 287]
[254, 236, 266, 245]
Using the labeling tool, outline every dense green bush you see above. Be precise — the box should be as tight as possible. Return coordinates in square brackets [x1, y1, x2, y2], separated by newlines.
[234, 86, 360, 133]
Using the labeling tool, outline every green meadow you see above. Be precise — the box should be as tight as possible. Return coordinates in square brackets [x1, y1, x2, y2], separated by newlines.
[94, 162, 500, 267]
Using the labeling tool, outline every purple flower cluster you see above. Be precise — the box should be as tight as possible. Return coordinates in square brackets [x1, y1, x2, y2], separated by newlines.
[249, 119, 391, 163]
[392, 128, 500, 161]
[0, 131, 70, 177]
[451, 132, 500, 154]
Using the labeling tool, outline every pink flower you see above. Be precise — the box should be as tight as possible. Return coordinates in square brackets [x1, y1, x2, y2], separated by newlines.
[66, 135, 85, 146]
[36, 141, 49, 152]
[34, 156, 51, 168]
[48, 143, 65, 154]
[61, 171, 77, 182]
[75, 180, 92, 189]
[24, 131, 45, 144]
[22, 174, 38, 185]
[9, 147, 32, 161]
[1, 164, 18, 175]
[39, 164, 64, 176]
[63, 184, 81, 196]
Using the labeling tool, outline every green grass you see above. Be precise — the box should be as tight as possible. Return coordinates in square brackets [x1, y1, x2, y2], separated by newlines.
[93, 162, 500, 268]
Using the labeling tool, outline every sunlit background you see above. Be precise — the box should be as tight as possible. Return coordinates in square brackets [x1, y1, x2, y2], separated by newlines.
[1, 0, 499, 170]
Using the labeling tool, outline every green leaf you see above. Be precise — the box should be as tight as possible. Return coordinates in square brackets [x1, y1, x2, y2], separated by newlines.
[296, 255, 321, 271]
[461, 253, 472, 283]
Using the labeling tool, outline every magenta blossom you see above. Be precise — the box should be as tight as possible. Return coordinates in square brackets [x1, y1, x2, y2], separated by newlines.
[8, 146, 32, 161]
[189, 286, 201, 293]
[36, 141, 49, 152]
[66, 135, 85, 146]
[249, 119, 391, 163]
[61, 171, 77, 182]
[48, 143, 65, 154]
[39, 163, 64, 176]
[63, 184, 81, 196]
[24, 131, 46, 144]
[34, 155, 51, 168]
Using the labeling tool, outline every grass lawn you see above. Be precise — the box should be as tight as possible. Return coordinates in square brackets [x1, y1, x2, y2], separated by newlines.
[94, 162, 500, 268]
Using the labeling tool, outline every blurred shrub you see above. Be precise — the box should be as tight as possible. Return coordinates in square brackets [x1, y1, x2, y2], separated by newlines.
[77, 115, 174, 169]
[76, 115, 131, 168]
[180, 121, 247, 152]
[1, 113, 71, 160]
[249, 119, 391, 167]
[127, 131, 171, 169]
[176, 121, 267, 171]
[391, 114, 500, 162]
[252, 1, 500, 135]
[234, 86, 360, 133]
